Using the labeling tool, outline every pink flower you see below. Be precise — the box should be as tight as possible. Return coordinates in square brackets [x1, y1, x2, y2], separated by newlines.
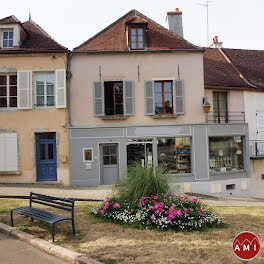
[151, 215, 156, 220]
[153, 200, 158, 206]
[104, 197, 112, 202]
[153, 204, 159, 210]
[201, 217, 205, 222]
[176, 210, 182, 216]
[171, 204, 176, 208]
[179, 196, 184, 200]
[113, 203, 120, 209]
[165, 211, 169, 215]
[184, 196, 190, 201]
[198, 208, 202, 211]
[128, 210, 134, 214]
[184, 208, 189, 212]
[156, 208, 163, 214]
[103, 202, 109, 210]
[167, 215, 172, 221]
[159, 202, 164, 207]
[142, 196, 147, 199]
[140, 200, 145, 204]
[192, 198, 198, 203]
[100, 210, 105, 214]
[200, 212, 204, 216]
[151, 195, 158, 199]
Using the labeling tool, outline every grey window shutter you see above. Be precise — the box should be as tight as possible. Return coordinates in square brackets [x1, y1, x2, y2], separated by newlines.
[56, 69, 66, 108]
[18, 71, 32, 109]
[174, 80, 184, 115]
[144, 80, 154, 115]
[93, 81, 104, 116]
[124, 81, 134, 116]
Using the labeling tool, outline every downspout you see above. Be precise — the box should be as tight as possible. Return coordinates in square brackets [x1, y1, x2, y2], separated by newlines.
[67, 51, 72, 127]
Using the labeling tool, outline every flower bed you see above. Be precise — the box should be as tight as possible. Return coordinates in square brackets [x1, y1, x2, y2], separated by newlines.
[92, 193, 223, 231]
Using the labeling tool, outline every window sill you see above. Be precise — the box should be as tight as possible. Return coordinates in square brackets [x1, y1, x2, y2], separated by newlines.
[0, 171, 21, 175]
[101, 115, 127, 120]
[210, 170, 246, 176]
[0, 108, 18, 112]
[152, 114, 179, 119]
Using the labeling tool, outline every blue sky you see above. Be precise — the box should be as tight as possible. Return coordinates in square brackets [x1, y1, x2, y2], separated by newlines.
[1, 0, 264, 50]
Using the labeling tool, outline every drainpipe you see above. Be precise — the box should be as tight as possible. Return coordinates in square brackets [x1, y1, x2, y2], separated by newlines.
[67, 52, 72, 127]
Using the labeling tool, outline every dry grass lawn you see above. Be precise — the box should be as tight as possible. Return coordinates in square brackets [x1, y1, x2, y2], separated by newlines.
[0, 198, 263, 264]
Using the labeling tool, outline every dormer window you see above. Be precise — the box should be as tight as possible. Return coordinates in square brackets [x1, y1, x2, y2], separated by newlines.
[129, 27, 145, 50]
[3, 31, 13, 48]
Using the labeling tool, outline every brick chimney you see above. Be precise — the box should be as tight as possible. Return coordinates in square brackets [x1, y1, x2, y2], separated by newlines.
[210, 36, 223, 48]
[166, 8, 183, 38]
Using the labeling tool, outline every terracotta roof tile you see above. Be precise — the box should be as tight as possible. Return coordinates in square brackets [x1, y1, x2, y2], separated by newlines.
[74, 9, 200, 52]
[222, 48, 264, 90]
[0, 15, 67, 53]
[203, 48, 252, 89]
[0, 15, 20, 24]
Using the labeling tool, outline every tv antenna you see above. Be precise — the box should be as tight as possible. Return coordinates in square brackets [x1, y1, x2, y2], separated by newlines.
[197, 1, 212, 46]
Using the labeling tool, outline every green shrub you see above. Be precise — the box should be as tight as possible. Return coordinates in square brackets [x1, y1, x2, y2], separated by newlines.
[116, 164, 169, 205]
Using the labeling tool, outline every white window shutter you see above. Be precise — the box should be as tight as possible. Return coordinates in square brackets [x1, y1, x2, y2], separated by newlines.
[56, 69, 66, 108]
[18, 71, 32, 109]
[5, 133, 18, 171]
[124, 81, 134, 116]
[0, 134, 5, 171]
[174, 80, 184, 115]
[144, 80, 155, 115]
[93, 81, 104, 116]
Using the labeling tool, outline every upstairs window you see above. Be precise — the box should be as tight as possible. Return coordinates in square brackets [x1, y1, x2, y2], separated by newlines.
[36, 73, 55, 107]
[3, 31, 13, 48]
[129, 27, 145, 50]
[0, 75, 17, 108]
[154, 81, 173, 114]
[104, 81, 124, 116]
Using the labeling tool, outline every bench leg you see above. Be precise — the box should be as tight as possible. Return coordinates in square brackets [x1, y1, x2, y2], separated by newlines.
[10, 211, 14, 227]
[72, 219, 76, 236]
[51, 224, 55, 243]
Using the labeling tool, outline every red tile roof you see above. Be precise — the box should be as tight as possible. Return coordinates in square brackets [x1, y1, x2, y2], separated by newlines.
[0, 16, 67, 53]
[0, 15, 20, 24]
[204, 48, 264, 90]
[74, 9, 200, 52]
[222, 48, 264, 90]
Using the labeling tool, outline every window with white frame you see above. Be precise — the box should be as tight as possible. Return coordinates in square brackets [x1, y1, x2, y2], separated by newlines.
[83, 148, 93, 162]
[36, 73, 55, 107]
[0, 75, 17, 108]
[3, 31, 14, 48]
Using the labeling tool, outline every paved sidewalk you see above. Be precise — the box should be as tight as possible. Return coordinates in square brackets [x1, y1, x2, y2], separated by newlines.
[1, 183, 264, 206]
[0, 232, 67, 264]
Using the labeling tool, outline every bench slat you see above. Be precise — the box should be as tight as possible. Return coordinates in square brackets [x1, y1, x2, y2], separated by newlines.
[31, 192, 74, 204]
[12, 207, 71, 224]
[31, 199, 73, 212]
[31, 196, 73, 208]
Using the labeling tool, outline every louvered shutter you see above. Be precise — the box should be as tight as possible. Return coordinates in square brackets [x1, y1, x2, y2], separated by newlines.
[5, 133, 18, 171]
[124, 81, 134, 116]
[56, 69, 66, 108]
[93, 81, 104, 116]
[174, 80, 184, 115]
[0, 134, 4, 171]
[144, 80, 154, 115]
[256, 111, 264, 155]
[18, 71, 32, 109]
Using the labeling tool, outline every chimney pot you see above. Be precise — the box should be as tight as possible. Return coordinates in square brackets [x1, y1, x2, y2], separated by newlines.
[175, 8, 179, 12]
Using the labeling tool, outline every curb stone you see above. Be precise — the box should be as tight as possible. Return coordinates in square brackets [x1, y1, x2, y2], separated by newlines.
[0, 222, 103, 264]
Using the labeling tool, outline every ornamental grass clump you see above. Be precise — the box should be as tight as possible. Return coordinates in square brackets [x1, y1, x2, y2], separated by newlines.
[116, 164, 169, 206]
[92, 193, 224, 231]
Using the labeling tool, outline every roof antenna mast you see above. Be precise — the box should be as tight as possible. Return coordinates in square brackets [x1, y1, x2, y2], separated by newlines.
[29, 9, 31, 21]
[197, 1, 212, 46]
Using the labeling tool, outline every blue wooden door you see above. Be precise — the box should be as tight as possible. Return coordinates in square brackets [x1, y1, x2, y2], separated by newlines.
[36, 133, 57, 181]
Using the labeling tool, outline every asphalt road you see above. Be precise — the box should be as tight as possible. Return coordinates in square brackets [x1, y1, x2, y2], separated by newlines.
[0, 232, 68, 264]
